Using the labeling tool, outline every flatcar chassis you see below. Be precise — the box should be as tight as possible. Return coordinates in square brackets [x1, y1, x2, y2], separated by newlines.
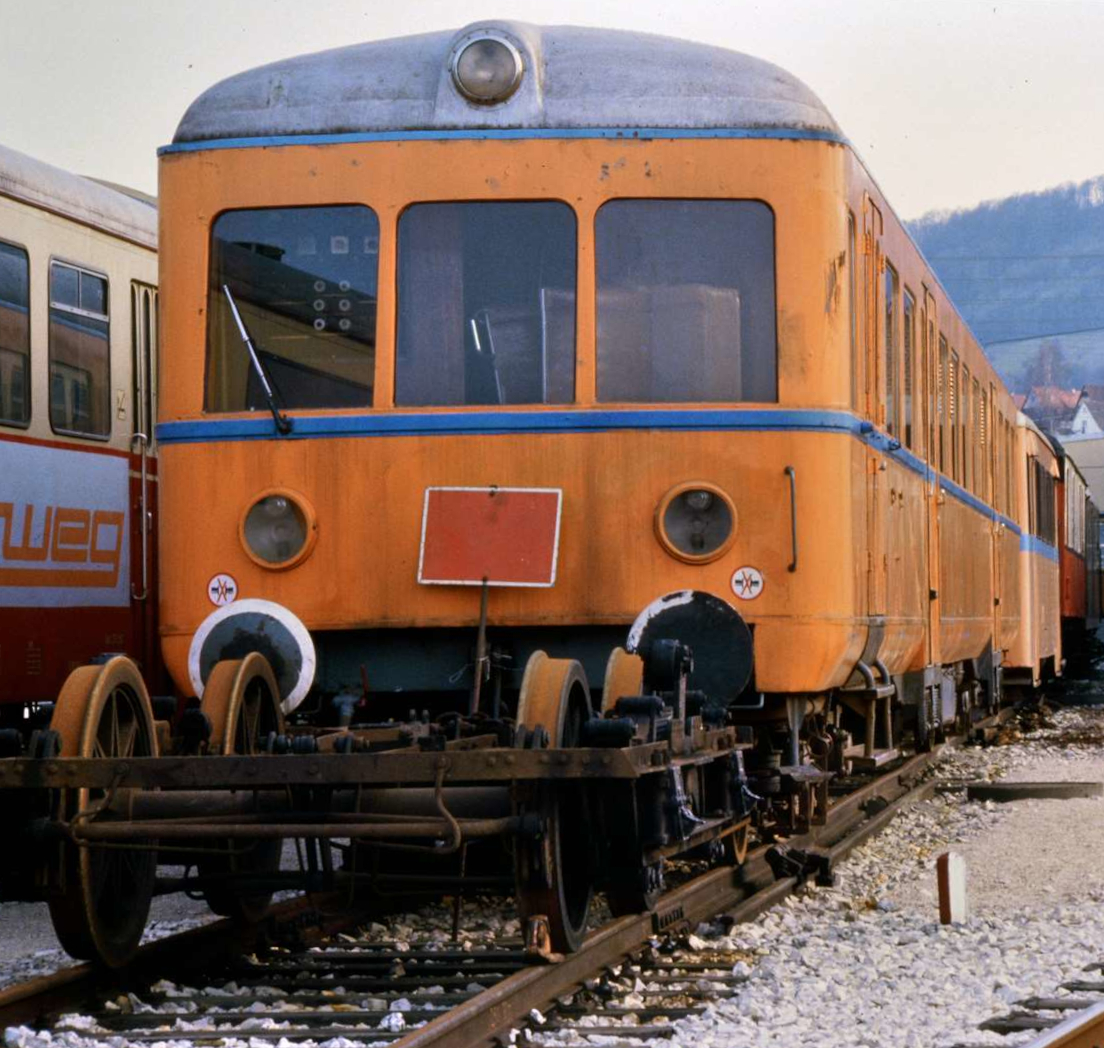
[0, 647, 770, 967]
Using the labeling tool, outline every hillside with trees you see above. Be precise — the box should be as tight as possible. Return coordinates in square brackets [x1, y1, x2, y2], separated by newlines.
[908, 176, 1104, 393]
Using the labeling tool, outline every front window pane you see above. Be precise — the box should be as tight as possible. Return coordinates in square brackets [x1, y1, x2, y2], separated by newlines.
[0, 241, 30, 426]
[396, 202, 577, 407]
[596, 200, 777, 403]
[207, 206, 379, 412]
[49, 261, 109, 437]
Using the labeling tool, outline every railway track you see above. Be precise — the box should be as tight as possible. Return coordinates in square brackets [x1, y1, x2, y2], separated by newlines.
[1, 740, 958, 1047]
[957, 963, 1104, 1048]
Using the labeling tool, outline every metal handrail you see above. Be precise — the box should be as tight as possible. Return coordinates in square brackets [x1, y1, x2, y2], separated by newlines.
[785, 465, 798, 572]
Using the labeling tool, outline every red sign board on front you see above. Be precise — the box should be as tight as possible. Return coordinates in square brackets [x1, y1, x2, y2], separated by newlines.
[417, 487, 562, 587]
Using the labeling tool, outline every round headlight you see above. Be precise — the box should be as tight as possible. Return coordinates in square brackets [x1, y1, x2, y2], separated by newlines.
[656, 483, 737, 564]
[451, 35, 523, 104]
[241, 491, 315, 569]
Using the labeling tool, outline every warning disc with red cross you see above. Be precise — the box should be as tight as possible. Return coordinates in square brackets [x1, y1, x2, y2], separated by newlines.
[730, 566, 764, 600]
[207, 573, 239, 606]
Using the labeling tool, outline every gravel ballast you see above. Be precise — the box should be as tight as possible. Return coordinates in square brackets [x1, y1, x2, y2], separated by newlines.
[643, 705, 1104, 1048]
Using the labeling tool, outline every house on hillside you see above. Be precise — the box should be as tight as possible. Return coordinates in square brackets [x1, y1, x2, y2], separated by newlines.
[1023, 386, 1082, 434]
[1021, 384, 1104, 509]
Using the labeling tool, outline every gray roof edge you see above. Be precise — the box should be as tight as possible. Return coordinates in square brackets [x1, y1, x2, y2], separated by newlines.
[0, 143, 157, 249]
[173, 22, 841, 144]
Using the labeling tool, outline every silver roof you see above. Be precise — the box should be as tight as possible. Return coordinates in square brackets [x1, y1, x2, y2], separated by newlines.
[173, 22, 841, 143]
[0, 143, 157, 249]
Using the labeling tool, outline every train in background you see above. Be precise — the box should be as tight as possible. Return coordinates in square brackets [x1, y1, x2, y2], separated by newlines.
[1055, 442, 1102, 650]
[0, 144, 160, 728]
[1, 22, 1102, 967]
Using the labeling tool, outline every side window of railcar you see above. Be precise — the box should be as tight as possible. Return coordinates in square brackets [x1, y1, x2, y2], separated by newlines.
[903, 290, 915, 451]
[937, 334, 948, 474]
[396, 202, 576, 407]
[595, 200, 777, 403]
[961, 364, 971, 491]
[0, 240, 30, 426]
[131, 282, 158, 439]
[849, 213, 859, 410]
[207, 206, 378, 412]
[884, 264, 899, 437]
[49, 261, 110, 438]
[1033, 459, 1056, 545]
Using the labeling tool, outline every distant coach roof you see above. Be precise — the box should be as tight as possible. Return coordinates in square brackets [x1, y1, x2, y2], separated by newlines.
[0, 143, 157, 249]
[172, 22, 841, 145]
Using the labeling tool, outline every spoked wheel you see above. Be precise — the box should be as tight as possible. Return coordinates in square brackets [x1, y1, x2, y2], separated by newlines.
[514, 651, 594, 953]
[721, 819, 751, 866]
[199, 653, 286, 922]
[48, 657, 159, 967]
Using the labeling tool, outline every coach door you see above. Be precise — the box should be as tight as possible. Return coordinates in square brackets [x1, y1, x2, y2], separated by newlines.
[863, 196, 888, 620]
[923, 288, 941, 663]
[130, 282, 158, 673]
[989, 383, 1004, 654]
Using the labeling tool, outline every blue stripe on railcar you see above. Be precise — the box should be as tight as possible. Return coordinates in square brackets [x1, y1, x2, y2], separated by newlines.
[158, 126, 848, 157]
[157, 407, 1023, 535]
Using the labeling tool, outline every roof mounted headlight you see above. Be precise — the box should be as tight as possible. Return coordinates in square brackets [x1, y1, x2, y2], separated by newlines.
[450, 34, 524, 105]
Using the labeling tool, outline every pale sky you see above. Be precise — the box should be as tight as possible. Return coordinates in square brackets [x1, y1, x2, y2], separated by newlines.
[2, 0, 1103, 220]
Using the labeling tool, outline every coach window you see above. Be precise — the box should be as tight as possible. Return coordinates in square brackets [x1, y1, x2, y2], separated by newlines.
[961, 364, 971, 491]
[396, 202, 575, 406]
[937, 335, 948, 474]
[884, 264, 899, 437]
[0, 241, 30, 426]
[973, 378, 983, 498]
[849, 213, 859, 410]
[207, 206, 378, 412]
[49, 261, 110, 437]
[903, 290, 915, 451]
[596, 200, 777, 403]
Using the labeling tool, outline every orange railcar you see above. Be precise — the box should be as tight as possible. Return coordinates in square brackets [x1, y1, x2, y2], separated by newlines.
[154, 22, 1041, 756]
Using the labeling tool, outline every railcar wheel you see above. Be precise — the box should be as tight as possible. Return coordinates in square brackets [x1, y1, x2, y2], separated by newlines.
[514, 652, 594, 953]
[721, 819, 751, 866]
[47, 657, 159, 968]
[602, 647, 644, 713]
[199, 654, 286, 922]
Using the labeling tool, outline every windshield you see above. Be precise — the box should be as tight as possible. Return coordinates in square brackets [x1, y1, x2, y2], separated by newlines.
[595, 200, 777, 403]
[395, 201, 576, 406]
[206, 205, 379, 412]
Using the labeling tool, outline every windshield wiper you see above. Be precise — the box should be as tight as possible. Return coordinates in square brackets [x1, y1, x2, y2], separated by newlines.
[221, 284, 293, 435]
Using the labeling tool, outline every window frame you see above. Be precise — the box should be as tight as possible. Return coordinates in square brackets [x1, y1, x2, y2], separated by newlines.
[902, 287, 916, 452]
[48, 257, 111, 441]
[394, 197, 579, 409]
[0, 237, 32, 429]
[849, 212, 859, 411]
[206, 202, 382, 415]
[884, 262, 900, 438]
[593, 195, 780, 406]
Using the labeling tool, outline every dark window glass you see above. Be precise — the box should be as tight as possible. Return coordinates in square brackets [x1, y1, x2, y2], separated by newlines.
[903, 290, 915, 450]
[396, 202, 576, 406]
[49, 261, 109, 437]
[0, 240, 30, 426]
[849, 214, 858, 410]
[52, 264, 79, 308]
[885, 264, 899, 436]
[595, 200, 777, 403]
[207, 206, 379, 412]
[80, 271, 107, 315]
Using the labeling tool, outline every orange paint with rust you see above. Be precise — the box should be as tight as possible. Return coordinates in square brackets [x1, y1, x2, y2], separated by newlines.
[157, 134, 1028, 703]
